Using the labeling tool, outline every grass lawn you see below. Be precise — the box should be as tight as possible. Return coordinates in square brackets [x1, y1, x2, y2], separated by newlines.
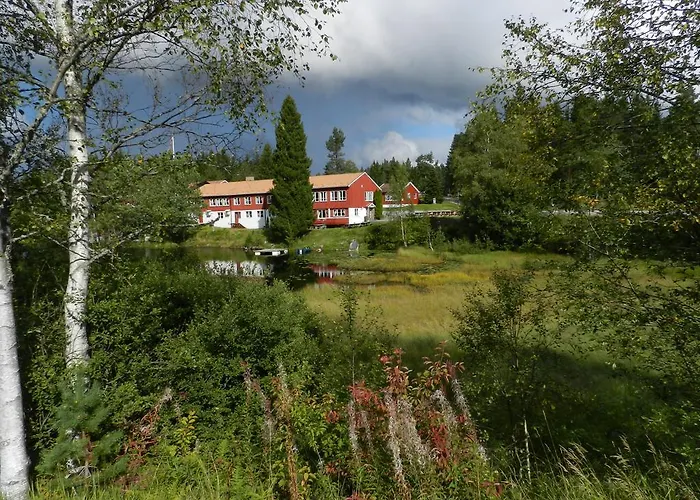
[182, 225, 371, 252]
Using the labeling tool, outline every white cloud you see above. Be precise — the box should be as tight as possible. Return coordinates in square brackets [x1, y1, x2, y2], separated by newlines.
[360, 131, 419, 164]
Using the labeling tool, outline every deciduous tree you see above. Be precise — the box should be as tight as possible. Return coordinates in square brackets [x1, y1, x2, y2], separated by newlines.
[1, 0, 344, 375]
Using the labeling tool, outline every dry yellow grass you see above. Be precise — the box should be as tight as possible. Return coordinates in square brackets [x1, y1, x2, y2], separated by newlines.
[302, 282, 477, 341]
[302, 248, 557, 341]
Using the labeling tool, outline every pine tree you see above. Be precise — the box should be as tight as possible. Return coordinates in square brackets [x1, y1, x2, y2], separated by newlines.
[38, 371, 126, 483]
[257, 143, 274, 179]
[269, 96, 314, 243]
[324, 127, 346, 174]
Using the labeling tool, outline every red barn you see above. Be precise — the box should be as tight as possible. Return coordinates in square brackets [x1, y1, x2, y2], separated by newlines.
[198, 172, 380, 229]
[380, 182, 421, 207]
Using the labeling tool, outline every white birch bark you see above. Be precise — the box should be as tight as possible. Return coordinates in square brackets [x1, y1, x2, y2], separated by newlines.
[56, 0, 91, 367]
[0, 219, 30, 500]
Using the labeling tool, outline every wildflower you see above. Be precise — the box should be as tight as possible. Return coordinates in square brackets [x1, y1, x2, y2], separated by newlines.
[359, 409, 373, 451]
[384, 393, 405, 485]
[396, 397, 429, 467]
[348, 400, 360, 457]
[431, 389, 458, 430]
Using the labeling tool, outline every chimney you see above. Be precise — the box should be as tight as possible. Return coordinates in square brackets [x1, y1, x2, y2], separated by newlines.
[245, 176, 255, 181]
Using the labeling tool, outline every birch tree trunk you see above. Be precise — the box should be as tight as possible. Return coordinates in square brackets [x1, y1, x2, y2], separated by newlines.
[56, 0, 91, 367]
[0, 156, 30, 499]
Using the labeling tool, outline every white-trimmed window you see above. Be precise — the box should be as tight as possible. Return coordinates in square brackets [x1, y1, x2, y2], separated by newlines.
[267, 195, 272, 203]
[257, 210, 265, 217]
[332, 208, 346, 217]
[314, 191, 327, 202]
[330, 190, 347, 201]
[255, 196, 263, 204]
[245, 210, 253, 218]
[317, 209, 328, 219]
[365, 191, 374, 202]
[209, 197, 229, 207]
[244, 196, 252, 205]
[233, 197, 241, 206]
[354, 208, 360, 216]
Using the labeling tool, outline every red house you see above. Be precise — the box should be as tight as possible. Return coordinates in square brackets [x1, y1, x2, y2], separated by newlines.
[380, 182, 421, 207]
[199, 177, 274, 228]
[198, 172, 380, 229]
[309, 172, 380, 227]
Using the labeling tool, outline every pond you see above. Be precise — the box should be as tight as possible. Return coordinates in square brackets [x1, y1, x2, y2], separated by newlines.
[132, 246, 345, 289]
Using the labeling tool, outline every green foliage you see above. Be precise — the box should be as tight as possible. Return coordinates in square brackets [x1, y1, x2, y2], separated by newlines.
[87, 257, 319, 438]
[454, 104, 552, 249]
[257, 143, 275, 180]
[315, 286, 396, 393]
[373, 190, 383, 220]
[366, 217, 432, 251]
[92, 153, 201, 244]
[453, 270, 566, 451]
[38, 370, 126, 483]
[412, 153, 443, 203]
[268, 96, 314, 243]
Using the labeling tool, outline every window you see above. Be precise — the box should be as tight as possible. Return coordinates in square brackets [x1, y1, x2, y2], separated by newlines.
[255, 196, 263, 204]
[209, 197, 229, 207]
[385, 194, 393, 201]
[317, 209, 328, 219]
[267, 195, 272, 203]
[332, 208, 346, 217]
[224, 210, 230, 217]
[205, 211, 212, 218]
[330, 190, 346, 201]
[245, 210, 253, 218]
[256, 210, 265, 218]
[314, 191, 327, 202]
[233, 197, 240, 206]
[365, 191, 374, 202]
[354, 208, 360, 216]
[244, 196, 252, 205]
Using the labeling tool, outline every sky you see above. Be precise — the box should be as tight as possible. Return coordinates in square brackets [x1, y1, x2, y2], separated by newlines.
[253, 0, 573, 174]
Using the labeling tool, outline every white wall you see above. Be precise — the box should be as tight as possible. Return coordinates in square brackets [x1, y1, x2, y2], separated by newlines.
[201, 210, 232, 227]
[238, 210, 267, 229]
[348, 207, 367, 225]
[200, 210, 268, 229]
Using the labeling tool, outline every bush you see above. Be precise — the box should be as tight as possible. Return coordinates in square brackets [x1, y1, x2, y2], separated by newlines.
[366, 216, 433, 250]
[87, 258, 320, 439]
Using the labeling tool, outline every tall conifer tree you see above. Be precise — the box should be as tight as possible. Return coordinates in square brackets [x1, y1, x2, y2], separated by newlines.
[257, 143, 275, 179]
[269, 96, 314, 242]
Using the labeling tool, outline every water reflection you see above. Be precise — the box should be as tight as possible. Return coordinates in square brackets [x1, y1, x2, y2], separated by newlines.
[309, 264, 344, 284]
[196, 248, 345, 288]
[205, 260, 269, 277]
